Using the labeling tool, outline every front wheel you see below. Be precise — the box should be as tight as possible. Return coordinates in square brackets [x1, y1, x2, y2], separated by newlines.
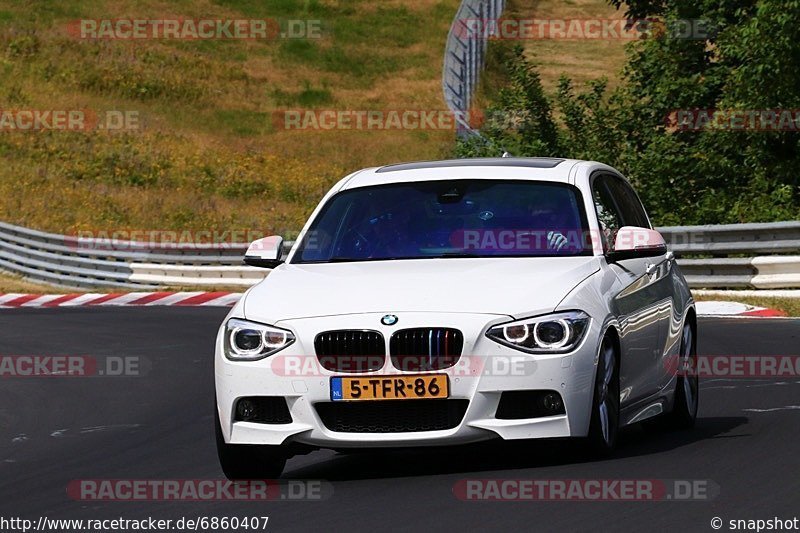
[585, 335, 620, 456]
[668, 320, 699, 428]
[215, 405, 286, 480]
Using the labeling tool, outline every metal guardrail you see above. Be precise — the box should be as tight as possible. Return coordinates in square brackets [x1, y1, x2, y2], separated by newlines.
[656, 222, 800, 288]
[0, 220, 798, 290]
[0, 221, 288, 289]
[657, 221, 800, 256]
[674, 257, 800, 289]
[442, 0, 506, 138]
[129, 263, 267, 287]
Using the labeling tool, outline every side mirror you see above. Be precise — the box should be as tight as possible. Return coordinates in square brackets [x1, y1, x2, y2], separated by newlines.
[609, 226, 667, 261]
[244, 236, 284, 269]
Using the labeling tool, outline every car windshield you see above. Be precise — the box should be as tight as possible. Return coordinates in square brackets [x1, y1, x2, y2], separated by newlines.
[292, 179, 591, 263]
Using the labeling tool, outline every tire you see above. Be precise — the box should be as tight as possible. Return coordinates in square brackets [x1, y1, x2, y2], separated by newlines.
[215, 404, 287, 480]
[586, 335, 620, 456]
[667, 320, 699, 429]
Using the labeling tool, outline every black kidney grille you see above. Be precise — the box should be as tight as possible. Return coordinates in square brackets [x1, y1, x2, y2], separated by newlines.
[315, 399, 469, 433]
[390, 328, 464, 371]
[314, 330, 386, 373]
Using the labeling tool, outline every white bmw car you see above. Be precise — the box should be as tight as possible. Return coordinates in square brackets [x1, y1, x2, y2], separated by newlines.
[214, 158, 698, 479]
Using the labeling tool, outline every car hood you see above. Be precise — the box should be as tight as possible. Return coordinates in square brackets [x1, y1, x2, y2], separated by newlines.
[243, 256, 601, 323]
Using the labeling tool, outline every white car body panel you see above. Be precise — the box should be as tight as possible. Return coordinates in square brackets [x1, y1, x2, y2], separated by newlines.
[242, 256, 600, 322]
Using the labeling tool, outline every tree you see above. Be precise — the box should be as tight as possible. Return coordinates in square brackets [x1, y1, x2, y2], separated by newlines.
[460, 0, 800, 224]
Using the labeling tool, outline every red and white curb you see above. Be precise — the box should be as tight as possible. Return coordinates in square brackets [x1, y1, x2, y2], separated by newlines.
[0, 293, 788, 316]
[0, 292, 242, 308]
[695, 301, 787, 318]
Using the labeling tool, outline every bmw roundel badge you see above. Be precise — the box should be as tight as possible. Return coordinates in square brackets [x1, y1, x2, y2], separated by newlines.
[381, 314, 398, 326]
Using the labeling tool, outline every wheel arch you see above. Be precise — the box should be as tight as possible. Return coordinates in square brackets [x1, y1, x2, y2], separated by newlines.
[600, 322, 622, 375]
[685, 305, 697, 339]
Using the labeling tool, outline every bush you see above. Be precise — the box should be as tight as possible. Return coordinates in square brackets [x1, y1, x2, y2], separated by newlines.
[460, 0, 800, 226]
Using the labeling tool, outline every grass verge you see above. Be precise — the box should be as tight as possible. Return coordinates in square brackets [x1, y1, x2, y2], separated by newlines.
[0, 272, 69, 294]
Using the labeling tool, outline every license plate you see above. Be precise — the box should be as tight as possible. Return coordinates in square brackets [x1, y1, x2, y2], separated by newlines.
[330, 374, 449, 401]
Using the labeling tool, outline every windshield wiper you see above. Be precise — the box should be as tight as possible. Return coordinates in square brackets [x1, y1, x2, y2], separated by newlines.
[325, 256, 362, 263]
[431, 252, 483, 258]
[303, 256, 406, 263]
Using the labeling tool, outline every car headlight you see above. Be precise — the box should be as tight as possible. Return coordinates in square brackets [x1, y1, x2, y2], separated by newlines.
[486, 311, 590, 353]
[224, 318, 295, 361]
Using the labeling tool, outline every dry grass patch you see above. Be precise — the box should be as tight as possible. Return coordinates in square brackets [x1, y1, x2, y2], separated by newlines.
[514, 0, 629, 92]
[0, 0, 459, 233]
[0, 273, 74, 294]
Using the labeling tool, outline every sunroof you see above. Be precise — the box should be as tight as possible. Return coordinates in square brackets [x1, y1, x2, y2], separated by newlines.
[375, 158, 565, 173]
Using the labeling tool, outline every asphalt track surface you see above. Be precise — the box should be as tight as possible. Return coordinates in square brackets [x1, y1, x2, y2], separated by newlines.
[0, 308, 798, 532]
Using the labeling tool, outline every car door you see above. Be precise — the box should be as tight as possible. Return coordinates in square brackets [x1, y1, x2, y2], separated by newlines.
[591, 173, 669, 405]
[605, 176, 677, 396]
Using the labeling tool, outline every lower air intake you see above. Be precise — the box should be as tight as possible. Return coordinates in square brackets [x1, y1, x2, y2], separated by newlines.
[234, 397, 293, 424]
[495, 390, 566, 420]
[315, 399, 469, 433]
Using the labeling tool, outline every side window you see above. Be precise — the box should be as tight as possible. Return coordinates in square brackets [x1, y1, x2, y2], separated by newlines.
[605, 177, 651, 229]
[591, 176, 623, 252]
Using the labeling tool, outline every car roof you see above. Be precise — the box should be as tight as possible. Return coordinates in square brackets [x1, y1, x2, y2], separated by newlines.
[339, 157, 590, 190]
[376, 157, 566, 172]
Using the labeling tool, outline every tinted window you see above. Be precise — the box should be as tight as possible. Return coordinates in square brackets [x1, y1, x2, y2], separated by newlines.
[604, 177, 650, 229]
[591, 177, 623, 252]
[293, 180, 591, 263]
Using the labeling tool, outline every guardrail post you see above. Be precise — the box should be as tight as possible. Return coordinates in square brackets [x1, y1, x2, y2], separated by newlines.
[442, 0, 507, 139]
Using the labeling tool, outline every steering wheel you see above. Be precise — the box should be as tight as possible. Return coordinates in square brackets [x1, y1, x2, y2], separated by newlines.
[339, 227, 375, 257]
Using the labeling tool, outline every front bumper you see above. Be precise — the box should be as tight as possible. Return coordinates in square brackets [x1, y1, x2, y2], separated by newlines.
[215, 312, 599, 449]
